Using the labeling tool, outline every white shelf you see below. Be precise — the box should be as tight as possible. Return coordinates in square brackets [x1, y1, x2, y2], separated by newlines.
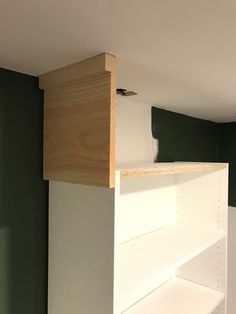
[123, 277, 225, 314]
[118, 223, 225, 312]
[117, 162, 226, 178]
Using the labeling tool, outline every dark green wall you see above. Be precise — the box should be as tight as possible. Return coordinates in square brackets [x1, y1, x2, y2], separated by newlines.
[152, 107, 218, 162]
[218, 123, 236, 207]
[152, 107, 236, 207]
[0, 68, 48, 314]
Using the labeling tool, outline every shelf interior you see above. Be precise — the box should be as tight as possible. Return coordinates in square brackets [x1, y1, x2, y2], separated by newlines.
[118, 223, 225, 312]
[114, 161, 228, 313]
[122, 277, 225, 314]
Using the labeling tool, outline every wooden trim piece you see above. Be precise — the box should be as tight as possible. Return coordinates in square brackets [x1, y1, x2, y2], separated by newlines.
[39, 53, 116, 187]
[39, 53, 116, 89]
[108, 56, 116, 188]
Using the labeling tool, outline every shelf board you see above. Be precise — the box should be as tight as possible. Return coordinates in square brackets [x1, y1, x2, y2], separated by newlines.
[123, 277, 224, 314]
[118, 223, 225, 312]
[117, 162, 226, 178]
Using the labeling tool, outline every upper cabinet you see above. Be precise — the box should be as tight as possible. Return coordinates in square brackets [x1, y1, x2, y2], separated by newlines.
[39, 53, 116, 187]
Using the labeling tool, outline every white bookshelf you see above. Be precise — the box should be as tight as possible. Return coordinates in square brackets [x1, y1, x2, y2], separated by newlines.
[44, 60, 229, 314]
[48, 162, 228, 314]
[118, 224, 225, 312]
[47, 101, 229, 314]
[113, 163, 228, 314]
[123, 277, 225, 314]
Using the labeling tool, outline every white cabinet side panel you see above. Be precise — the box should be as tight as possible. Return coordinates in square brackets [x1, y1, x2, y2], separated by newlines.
[116, 97, 154, 165]
[48, 182, 115, 314]
[177, 168, 228, 232]
[118, 175, 177, 242]
[227, 206, 236, 314]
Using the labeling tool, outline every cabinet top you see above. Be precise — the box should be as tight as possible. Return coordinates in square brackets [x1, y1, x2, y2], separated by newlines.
[117, 162, 227, 178]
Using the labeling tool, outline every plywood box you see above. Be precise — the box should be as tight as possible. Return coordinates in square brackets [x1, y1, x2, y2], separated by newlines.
[39, 53, 116, 187]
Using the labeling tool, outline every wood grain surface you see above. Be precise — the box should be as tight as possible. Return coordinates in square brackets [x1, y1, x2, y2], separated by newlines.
[39, 53, 116, 89]
[40, 53, 116, 187]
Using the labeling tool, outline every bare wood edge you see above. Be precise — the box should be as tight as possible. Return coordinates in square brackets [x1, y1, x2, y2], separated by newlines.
[43, 172, 109, 188]
[39, 53, 116, 89]
[109, 58, 117, 188]
[119, 163, 227, 178]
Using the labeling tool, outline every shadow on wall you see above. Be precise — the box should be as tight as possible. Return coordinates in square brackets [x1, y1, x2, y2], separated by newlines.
[0, 68, 48, 314]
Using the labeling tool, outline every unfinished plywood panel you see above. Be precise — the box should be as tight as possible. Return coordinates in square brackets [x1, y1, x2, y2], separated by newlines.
[119, 162, 226, 178]
[39, 53, 116, 187]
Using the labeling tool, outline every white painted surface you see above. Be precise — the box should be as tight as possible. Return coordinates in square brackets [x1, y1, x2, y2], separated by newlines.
[48, 164, 228, 314]
[212, 301, 225, 314]
[116, 97, 153, 165]
[118, 175, 177, 242]
[48, 182, 115, 314]
[178, 239, 227, 293]
[115, 166, 228, 312]
[177, 168, 228, 231]
[123, 277, 225, 314]
[1, 0, 236, 122]
[227, 206, 236, 314]
[118, 223, 225, 312]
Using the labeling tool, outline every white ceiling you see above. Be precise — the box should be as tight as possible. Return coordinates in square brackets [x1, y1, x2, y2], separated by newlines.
[1, 0, 236, 122]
